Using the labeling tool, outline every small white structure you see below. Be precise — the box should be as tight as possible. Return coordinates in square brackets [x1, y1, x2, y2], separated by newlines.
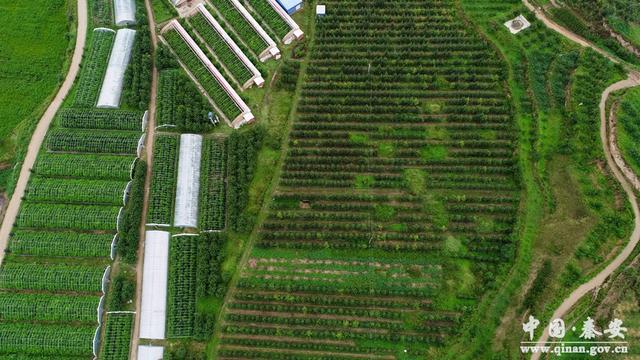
[139, 230, 169, 340]
[316, 4, 325, 16]
[162, 21, 255, 127]
[174, 134, 203, 228]
[97, 28, 136, 108]
[171, 0, 187, 5]
[138, 345, 164, 360]
[228, 0, 280, 61]
[195, 4, 264, 88]
[504, 15, 531, 34]
[266, 0, 304, 45]
[113, 0, 136, 26]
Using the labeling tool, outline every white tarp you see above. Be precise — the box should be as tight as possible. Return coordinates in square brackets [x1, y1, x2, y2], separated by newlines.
[97, 28, 136, 108]
[139, 230, 169, 340]
[504, 15, 531, 34]
[173, 134, 202, 228]
[138, 345, 164, 360]
[114, 0, 136, 26]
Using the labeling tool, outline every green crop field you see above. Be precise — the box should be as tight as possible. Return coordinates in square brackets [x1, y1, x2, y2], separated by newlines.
[4, 0, 638, 357]
[215, 0, 520, 357]
[0, 0, 151, 356]
[0, 0, 72, 162]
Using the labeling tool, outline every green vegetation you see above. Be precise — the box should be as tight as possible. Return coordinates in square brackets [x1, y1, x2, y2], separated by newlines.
[0, 4, 150, 355]
[209, 1, 269, 56]
[73, 29, 116, 107]
[156, 68, 216, 133]
[167, 233, 227, 339]
[216, 0, 521, 357]
[246, 0, 291, 40]
[452, 1, 632, 358]
[199, 137, 227, 230]
[615, 87, 640, 175]
[101, 313, 134, 360]
[189, 11, 256, 85]
[151, 0, 177, 23]
[546, 1, 640, 63]
[164, 27, 242, 120]
[122, 5, 152, 110]
[0, 0, 72, 164]
[147, 135, 179, 225]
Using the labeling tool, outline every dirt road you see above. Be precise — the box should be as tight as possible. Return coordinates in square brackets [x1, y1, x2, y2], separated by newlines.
[130, 0, 160, 358]
[520, 1, 640, 358]
[522, 0, 619, 64]
[0, 0, 88, 266]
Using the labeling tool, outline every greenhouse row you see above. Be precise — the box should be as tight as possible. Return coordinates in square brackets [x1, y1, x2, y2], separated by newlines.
[139, 230, 169, 340]
[174, 134, 203, 228]
[229, 0, 281, 61]
[97, 28, 137, 109]
[196, 4, 265, 88]
[163, 20, 255, 127]
[114, 0, 136, 27]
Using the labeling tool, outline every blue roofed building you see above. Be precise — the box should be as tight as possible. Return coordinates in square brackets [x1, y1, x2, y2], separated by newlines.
[276, 0, 303, 15]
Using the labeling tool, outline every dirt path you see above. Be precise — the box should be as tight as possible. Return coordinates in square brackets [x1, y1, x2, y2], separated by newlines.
[130, 0, 159, 358]
[531, 73, 640, 359]
[0, 0, 88, 267]
[522, 0, 619, 64]
[520, 1, 640, 358]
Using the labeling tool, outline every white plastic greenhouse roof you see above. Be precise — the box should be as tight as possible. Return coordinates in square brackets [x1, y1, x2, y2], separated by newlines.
[97, 28, 136, 108]
[174, 134, 202, 228]
[114, 0, 136, 26]
[138, 345, 164, 360]
[139, 230, 169, 340]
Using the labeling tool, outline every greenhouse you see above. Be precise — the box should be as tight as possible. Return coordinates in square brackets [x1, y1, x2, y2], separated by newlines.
[138, 345, 164, 359]
[230, 0, 281, 61]
[173, 134, 202, 228]
[139, 230, 169, 340]
[196, 4, 264, 87]
[163, 21, 255, 127]
[97, 28, 137, 109]
[268, 0, 305, 44]
[113, 0, 136, 26]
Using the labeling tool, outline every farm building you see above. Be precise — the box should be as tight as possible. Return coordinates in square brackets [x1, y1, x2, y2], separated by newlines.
[276, 0, 303, 14]
[316, 4, 326, 16]
[113, 0, 136, 26]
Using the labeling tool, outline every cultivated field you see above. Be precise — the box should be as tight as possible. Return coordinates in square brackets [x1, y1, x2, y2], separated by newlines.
[216, 0, 520, 357]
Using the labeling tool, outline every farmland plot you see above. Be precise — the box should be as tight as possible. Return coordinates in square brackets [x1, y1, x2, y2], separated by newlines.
[217, 0, 519, 357]
[0, 35, 146, 357]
